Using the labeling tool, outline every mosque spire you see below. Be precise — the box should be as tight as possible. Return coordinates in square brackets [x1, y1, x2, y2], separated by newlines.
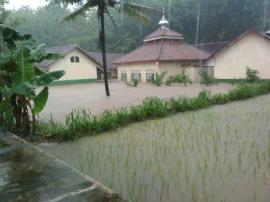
[159, 8, 169, 28]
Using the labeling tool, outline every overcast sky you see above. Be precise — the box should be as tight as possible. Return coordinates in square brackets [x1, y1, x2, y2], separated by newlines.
[6, 0, 47, 9]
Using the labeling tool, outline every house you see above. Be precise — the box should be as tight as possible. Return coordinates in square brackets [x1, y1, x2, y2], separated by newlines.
[37, 44, 123, 84]
[114, 14, 209, 83]
[87, 52, 123, 79]
[204, 30, 270, 80]
[37, 44, 103, 84]
[194, 42, 230, 56]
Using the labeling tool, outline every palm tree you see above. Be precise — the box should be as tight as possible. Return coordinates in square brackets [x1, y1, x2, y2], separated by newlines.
[52, 0, 158, 96]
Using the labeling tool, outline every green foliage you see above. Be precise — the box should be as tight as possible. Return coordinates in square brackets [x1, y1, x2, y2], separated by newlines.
[152, 71, 167, 86]
[246, 67, 260, 83]
[126, 79, 139, 87]
[0, 25, 64, 135]
[199, 69, 216, 85]
[132, 79, 139, 87]
[166, 70, 192, 86]
[36, 81, 270, 141]
[58, 0, 158, 96]
[8, 0, 268, 53]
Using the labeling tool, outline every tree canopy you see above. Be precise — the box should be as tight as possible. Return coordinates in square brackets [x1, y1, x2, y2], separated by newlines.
[4, 0, 270, 53]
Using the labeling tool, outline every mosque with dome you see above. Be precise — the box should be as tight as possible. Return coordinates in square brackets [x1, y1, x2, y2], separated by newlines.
[114, 13, 210, 83]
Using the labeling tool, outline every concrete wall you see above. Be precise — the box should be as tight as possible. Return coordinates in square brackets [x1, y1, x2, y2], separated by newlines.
[159, 63, 200, 82]
[208, 32, 270, 79]
[117, 62, 200, 82]
[49, 49, 101, 81]
[117, 62, 159, 82]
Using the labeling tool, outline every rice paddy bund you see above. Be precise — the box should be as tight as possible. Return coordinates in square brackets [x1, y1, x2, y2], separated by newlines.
[40, 95, 270, 202]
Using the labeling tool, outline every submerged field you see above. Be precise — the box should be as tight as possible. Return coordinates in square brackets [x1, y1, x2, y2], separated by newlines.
[40, 95, 270, 202]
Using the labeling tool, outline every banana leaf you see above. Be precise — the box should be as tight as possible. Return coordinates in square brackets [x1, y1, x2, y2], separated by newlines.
[32, 87, 49, 115]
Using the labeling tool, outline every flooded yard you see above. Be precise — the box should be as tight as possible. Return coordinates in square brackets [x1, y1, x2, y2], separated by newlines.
[40, 95, 270, 202]
[40, 82, 232, 121]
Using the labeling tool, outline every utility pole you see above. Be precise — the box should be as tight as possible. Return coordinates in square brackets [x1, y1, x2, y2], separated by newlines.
[195, 2, 201, 45]
[168, 0, 172, 27]
[263, 0, 269, 31]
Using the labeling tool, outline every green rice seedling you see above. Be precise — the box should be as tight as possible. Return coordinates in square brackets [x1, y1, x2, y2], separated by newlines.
[36, 86, 270, 200]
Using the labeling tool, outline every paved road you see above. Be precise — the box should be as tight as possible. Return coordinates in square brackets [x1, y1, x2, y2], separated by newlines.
[39, 82, 233, 122]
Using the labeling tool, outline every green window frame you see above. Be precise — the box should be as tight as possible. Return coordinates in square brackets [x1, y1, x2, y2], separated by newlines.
[131, 73, 141, 81]
[146, 73, 155, 82]
[121, 73, 127, 81]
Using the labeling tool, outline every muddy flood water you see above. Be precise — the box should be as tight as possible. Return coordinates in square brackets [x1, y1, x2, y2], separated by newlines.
[40, 95, 270, 202]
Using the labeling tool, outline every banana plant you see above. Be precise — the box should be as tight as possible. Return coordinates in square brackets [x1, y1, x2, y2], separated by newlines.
[0, 24, 64, 135]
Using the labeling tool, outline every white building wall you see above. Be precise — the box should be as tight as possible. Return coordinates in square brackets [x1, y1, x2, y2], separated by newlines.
[117, 62, 201, 82]
[117, 62, 159, 82]
[207, 33, 270, 79]
[49, 49, 101, 81]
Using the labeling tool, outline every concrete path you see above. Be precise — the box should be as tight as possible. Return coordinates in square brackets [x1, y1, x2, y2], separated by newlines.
[40, 82, 232, 121]
[0, 133, 125, 202]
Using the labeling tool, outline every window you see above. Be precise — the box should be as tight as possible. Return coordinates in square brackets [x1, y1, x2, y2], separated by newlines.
[131, 73, 141, 81]
[70, 56, 80, 63]
[70, 56, 75, 63]
[121, 73, 127, 81]
[146, 73, 155, 82]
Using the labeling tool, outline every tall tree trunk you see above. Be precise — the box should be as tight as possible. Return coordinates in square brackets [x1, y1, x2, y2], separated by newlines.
[100, 2, 110, 96]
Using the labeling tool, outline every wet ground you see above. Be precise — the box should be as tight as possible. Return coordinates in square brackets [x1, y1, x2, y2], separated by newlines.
[0, 133, 125, 202]
[40, 82, 232, 121]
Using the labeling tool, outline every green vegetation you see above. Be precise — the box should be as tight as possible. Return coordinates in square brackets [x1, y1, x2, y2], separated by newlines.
[43, 94, 270, 202]
[7, 0, 270, 52]
[0, 25, 64, 135]
[0, 139, 7, 148]
[58, 0, 157, 96]
[126, 79, 139, 87]
[152, 71, 167, 86]
[199, 69, 216, 85]
[246, 67, 260, 83]
[36, 81, 270, 141]
[166, 70, 192, 86]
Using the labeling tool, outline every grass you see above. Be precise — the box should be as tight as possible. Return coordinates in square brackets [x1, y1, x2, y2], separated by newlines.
[41, 94, 270, 202]
[36, 81, 270, 141]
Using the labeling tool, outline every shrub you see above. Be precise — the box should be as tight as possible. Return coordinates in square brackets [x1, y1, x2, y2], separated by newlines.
[199, 69, 216, 85]
[153, 71, 167, 86]
[166, 70, 192, 86]
[190, 90, 211, 110]
[133, 79, 139, 87]
[126, 79, 139, 87]
[169, 97, 191, 112]
[246, 67, 260, 83]
[211, 93, 230, 105]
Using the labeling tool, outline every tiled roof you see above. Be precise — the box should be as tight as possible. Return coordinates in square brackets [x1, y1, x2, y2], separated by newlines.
[87, 52, 123, 70]
[194, 42, 230, 56]
[144, 27, 184, 42]
[44, 44, 77, 54]
[206, 29, 270, 61]
[37, 44, 95, 69]
[36, 44, 121, 71]
[114, 40, 209, 64]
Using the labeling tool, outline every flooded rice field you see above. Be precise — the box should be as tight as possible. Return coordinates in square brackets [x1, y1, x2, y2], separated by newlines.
[40, 95, 270, 202]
